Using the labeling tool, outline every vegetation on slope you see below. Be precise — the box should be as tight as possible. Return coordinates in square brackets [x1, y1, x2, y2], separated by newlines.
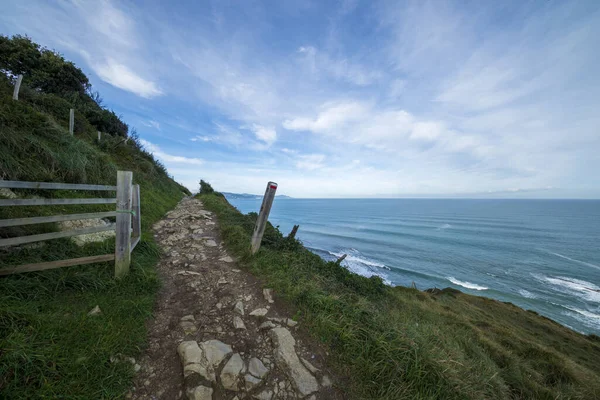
[0, 35, 189, 398]
[198, 190, 600, 400]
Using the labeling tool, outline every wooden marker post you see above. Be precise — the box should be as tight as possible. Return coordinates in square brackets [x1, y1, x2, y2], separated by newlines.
[98, 131, 101, 142]
[12, 75, 23, 100]
[114, 171, 133, 278]
[69, 109, 74, 135]
[132, 184, 141, 239]
[251, 181, 278, 254]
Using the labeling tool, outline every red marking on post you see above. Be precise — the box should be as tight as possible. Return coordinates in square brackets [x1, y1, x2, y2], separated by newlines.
[270, 185, 277, 190]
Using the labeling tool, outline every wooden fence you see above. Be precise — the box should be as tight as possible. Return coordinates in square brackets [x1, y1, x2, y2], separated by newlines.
[0, 171, 140, 278]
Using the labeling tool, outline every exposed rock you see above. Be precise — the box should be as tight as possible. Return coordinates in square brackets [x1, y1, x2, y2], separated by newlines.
[220, 353, 244, 391]
[220, 256, 234, 263]
[244, 373, 262, 391]
[321, 375, 332, 387]
[181, 315, 195, 322]
[178, 340, 232, 382]
[248, 357, 269, 379]
[87, 305, 102, 316]
[269, 328, 319, 396]
[286, 319, 298, 327]
[0, 188, 17, 199]
[134, 363, 141, 372]
[263, 288, 274, 303]
[249, 308, 269, 317]
[179, 316, 197, 334]
[186, 385, 213, 400]
[217, 277, 229, 285]
[300, 357, 319, 374]
[233, 316, 247, 330]
[233, 301, 245, 316]
[205, 239, 218, 247]
[177, 270, 201, 276]
[259, 321, 277, 330]
[253, 389, 273, 400]
[59, 218, 115, 246]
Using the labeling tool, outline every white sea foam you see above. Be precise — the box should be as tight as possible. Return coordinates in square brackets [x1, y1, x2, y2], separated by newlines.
[447, 277, 488, 291]
[547, 251, 600, 271]
[436, 223, 452, 231]
[519, 289, 537, 299]
[329, 250, 392, 285]
[536, 275, 600, 304]
[564, 307, 600, 330]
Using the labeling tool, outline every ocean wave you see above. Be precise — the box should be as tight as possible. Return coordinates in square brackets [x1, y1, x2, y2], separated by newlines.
[436, 223, 452, 231]
[446, 277, 488, 291]
[326, 249, 392, 285]
[564, 307, 600, 330]
[546, 251, 600, 271]
[518, 289, 537, 299]
[535, 275, 600, 303]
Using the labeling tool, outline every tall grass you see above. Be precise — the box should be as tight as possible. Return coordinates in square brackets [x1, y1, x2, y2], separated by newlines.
[199, 192, 600, 400]
[0, 74, 187, 397]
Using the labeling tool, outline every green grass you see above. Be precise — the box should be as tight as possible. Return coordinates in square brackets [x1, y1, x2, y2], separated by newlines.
[0, 74, 188, 398]
[199, 192, 600, 400]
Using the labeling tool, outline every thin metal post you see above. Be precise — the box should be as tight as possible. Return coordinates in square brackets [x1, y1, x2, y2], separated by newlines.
[12, 75, 23, 100]
[115, 171, 133, 278]
[251, 181, 278, 254]
[69, 109, 74, 135]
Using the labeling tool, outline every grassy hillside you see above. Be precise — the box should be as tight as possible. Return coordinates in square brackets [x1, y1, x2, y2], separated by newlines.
[198, 190, 600, 400]
[0, 55, 188, 396]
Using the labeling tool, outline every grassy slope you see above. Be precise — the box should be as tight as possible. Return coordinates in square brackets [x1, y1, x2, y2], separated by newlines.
[0, 76, 189, 398]
[199, 192, 600, 400]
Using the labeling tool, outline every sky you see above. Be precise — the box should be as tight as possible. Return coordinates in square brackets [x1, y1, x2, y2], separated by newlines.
[1, 0, 600, 198]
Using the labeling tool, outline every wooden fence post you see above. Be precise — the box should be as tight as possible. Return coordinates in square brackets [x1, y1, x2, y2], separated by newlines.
[69, 109, 74, 135]
[12, 75, 23, 101]
[132, 184, 141, 239]
[115, 171, 133, 278]
[251, 181, 278, 254]
[97, 131, 101, 142]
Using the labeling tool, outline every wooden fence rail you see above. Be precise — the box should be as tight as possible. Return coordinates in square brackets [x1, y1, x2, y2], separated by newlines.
[0, 172, 141, 278]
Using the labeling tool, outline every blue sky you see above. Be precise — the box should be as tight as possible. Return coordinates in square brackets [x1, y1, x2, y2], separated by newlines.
[2, 0, 600, 198]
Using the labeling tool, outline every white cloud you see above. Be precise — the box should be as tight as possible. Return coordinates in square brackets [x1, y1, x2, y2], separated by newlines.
[296, 154, 326, 170]
[93, 59, 162, 98]
[252, 125, 277, 145]
[140, 139, 203, 165]
[142, 120, 161, 129]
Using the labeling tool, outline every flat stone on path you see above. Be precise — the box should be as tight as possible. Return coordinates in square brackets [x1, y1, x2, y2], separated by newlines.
[187, 385, 213, 400]
[270, 327, 319, 396]
[220, 353, 244, 391]
[249, 308, 268, 317]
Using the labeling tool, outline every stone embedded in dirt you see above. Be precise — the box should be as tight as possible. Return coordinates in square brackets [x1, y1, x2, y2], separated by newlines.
[233, 301, 245, 316]
[321, 375, 332, 387]
[269, 328, 319, 396]
[200, 340, 233, 371]
[244, 374, 262, 391]
[253, 389, 274, 400]
[177, 341, 205, 378]
[205, 239, 218, 247]
[87, 305, 102, 316]
[178, 340, 233, 383]
[220, 353, 245, 391]
[286, 319, 298, 327]
[263, 288, 275, 303]
[233, 316, 247, 330]
[134, 363, 141, 372]
[220, 256, 234, 263]
[180, 316, 197, 335]
[248, 357, 269, 379]
[177, 270, 201, 276]
[217, 277, 229, 285]
[186, 385, 213, 400]
[259, 321, 278, 330]
[300, 357, 319, 374]
[249, 308, 269, 317]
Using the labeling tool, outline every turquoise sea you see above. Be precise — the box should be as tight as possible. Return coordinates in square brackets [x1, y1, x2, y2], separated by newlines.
[227, 198, 600, 335]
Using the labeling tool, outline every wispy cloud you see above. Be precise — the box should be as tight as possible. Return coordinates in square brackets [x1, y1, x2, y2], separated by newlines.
[140, 139, 203, 165]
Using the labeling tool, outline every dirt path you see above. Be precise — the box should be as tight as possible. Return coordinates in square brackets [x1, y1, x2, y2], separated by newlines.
[130, 197, 341, 400]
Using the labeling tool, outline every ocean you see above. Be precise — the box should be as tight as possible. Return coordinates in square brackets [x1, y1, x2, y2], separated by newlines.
[226, 198, 600, 336]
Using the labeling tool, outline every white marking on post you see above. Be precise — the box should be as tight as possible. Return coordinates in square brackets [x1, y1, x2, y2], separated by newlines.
[251, 181, 278, 254]
[69, 109, 74, 135]
[12, 75, 23, 101]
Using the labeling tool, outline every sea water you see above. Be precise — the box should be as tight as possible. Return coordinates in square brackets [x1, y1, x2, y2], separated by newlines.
[226, 198, 600, 335]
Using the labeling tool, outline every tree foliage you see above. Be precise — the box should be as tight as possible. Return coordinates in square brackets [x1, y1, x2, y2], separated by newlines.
[0, 34, 128, 137]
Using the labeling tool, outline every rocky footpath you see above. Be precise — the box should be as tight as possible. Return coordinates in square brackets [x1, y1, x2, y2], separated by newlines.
[130, 198, 339, 400]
